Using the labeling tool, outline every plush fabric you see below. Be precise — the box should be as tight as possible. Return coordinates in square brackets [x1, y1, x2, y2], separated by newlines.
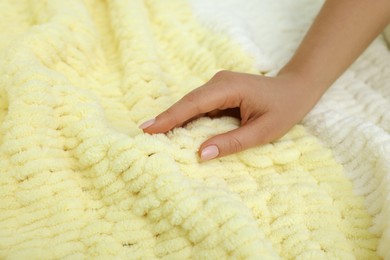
[191, 0, 390, 259]
[0, 0, 385, 259]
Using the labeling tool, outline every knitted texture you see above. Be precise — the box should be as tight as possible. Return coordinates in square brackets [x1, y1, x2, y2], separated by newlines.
[191, 0, 390, 259]
[0, 0, 381, 259]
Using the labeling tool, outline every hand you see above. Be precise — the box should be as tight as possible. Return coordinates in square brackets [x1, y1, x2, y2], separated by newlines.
[139, 71, 320, 161]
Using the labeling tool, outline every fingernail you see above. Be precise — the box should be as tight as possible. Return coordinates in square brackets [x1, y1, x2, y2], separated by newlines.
[200, 145, 219, 161]
[139, 118, 156, 129]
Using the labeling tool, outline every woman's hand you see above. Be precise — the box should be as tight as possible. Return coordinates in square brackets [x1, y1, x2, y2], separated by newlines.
[139, 71, 320, 161]
[139, 0, 390, 161]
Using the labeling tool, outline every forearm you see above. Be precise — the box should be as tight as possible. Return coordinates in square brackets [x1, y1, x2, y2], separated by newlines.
[279, 0, 390, 98]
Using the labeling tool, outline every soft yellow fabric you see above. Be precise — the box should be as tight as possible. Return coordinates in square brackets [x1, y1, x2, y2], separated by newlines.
[0, 0, 380, 259]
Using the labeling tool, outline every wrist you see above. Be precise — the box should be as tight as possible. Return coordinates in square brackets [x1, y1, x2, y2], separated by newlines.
[276, 64, 329, 101]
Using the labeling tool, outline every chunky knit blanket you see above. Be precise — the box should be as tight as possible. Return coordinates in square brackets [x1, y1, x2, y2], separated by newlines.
[0, 0, 389, 259]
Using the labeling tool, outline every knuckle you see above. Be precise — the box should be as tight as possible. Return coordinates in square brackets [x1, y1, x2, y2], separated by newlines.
[183, 91, 198, 103]
[213, 70, 230, 80]
[182, 92, 202, 114]
[228, 136, 243, 154]
[212, 71, 240, 94]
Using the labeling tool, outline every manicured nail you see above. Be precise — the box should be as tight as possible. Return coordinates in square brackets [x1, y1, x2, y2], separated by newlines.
[139, 118, 156, 129]
[200, 145, 219, 161]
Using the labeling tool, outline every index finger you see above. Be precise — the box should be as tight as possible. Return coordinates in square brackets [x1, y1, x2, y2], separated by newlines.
[141, 82, 235, 134]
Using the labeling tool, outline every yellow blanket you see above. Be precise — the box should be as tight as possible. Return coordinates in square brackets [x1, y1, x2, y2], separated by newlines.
[0, 0, 380, 259]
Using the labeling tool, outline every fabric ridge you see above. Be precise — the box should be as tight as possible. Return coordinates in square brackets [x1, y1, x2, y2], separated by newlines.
[0, 0, 384, 259]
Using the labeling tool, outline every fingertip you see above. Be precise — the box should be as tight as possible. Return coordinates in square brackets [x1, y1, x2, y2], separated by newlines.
[199, 124, 259, 159]
[200, 144, 219, 161]
[139, 114, 176, 134]
[139, 118, 165, 134]
[139, 118, 156, 130]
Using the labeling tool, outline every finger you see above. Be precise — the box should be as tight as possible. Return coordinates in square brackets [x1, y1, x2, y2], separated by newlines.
[140, 82, 237, 134]
[198, 115, 282, 161]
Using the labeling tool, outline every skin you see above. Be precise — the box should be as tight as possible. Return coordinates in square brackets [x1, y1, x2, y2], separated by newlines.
[140, 0, 390, 161]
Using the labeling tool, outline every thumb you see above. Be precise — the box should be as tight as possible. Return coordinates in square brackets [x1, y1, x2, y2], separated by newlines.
[199, 116, 276, 161]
